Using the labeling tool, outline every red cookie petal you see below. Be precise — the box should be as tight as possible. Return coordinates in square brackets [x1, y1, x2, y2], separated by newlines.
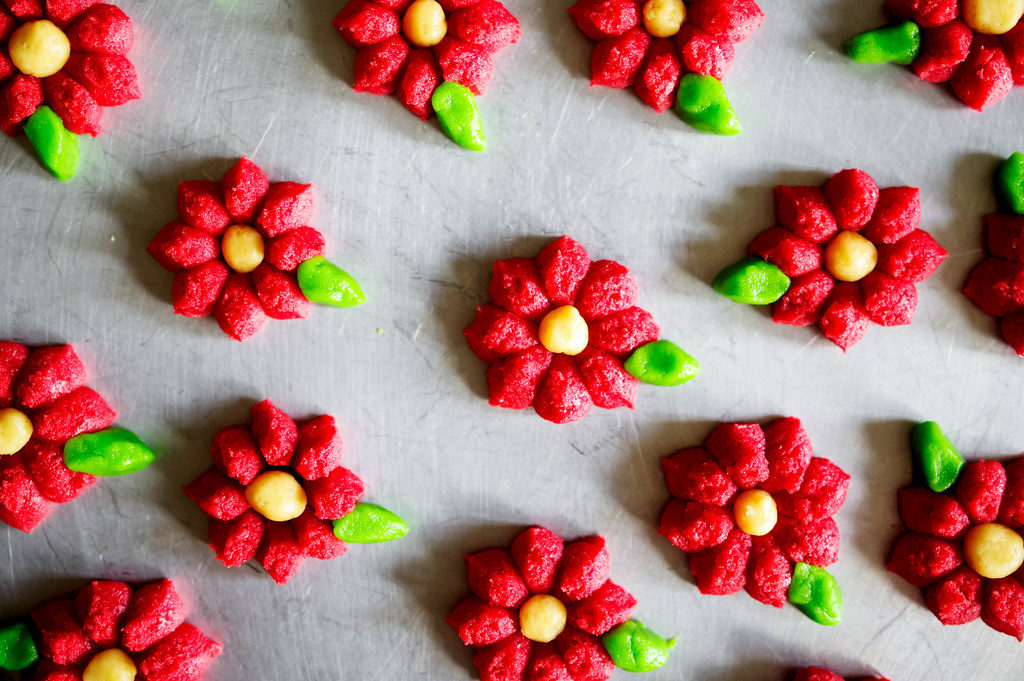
[1002, 310, 1024, 355]
[182, 466, 249, 521]
[566, 581, 637, 635]
[557, 536, 610, 602]
[147, 221, 219, 272]
[634, 38, 682, 113]
[32, 386, 115, 442]
[687, 0, 764, 42]
[533, 356, 593, 424]
[1004, 22, 1024, 85]
[397, 48, 442, 119]
[121, 579, 186, 652]
[293, 507, 347, 560]
[860, 271, 918, 327]
[657, 499, 734, 553]
[773, 186, 839, 243]
[689, 527, 751, 595]
[575, 260, 638, 322]
[886, 532, 963, 587]
[31, 600, 93, 665]
[176, 180, 231, 237]
[249, 399, 298, 467]
[449, 0, 521, 52]
[332, 0, 400, 48]
[16, 344, 85, 409]
[776, 457, 849, 523]
[257, 520, 305, 584]
[435, 36, 494, 95]
[951, 40, 1014, 111]
[214, 274, 267, 342]
[220, 157, 269, 223]
[526, 643, 573, 681]
[924, 566, 983, 625]
[761, 417, 814, 494]
[861, 187, 920, 245]
[745, 534, 792, 607]
[589, 307, 659, 355]
[0, 341, 28, 407]
[43, 71, 101, 136]
[446, 596, 517, 647]
[883, 0, 958, 27]
[353, 34, 411, 94]
[962, 257, 1024, 317]
[913, 20, 973, 82]
[823, 169, 879, 231]
[473, 632, 531, 681]
[704, 422, 769, 490]
[266, 226, 326, 271]
[209, 508, 264, 567]
[489, 257, 551, 319]
[487, 347, 553, 410]
[589, 27, 650, 89]
[773, 516, 840, 567]
[676, 25, 735, 80]
[0, 454, 53, 532]
[255, 182, 314, 239]
[898, 487, 970, 538]
[569, 0, 639, 41]
[66, 3, 133, 55]
[21, 440, 95, 503]
[982, 577, 1024, 640]
[661, 447, 738, 506]
[877, 229, 948, 283]
[46, 0, 97, 25]
[536, 236, 592, 306]
[984, 213, 1024, 263]
[510, 526, 565, 593]
[210, 425, 262, 485]
[465, 304, 540, 362]
[305, 465, 364, 520]
[0, 74, 42, 136]
[467, 548, 530, 608]
[818, 282, 872, 351]
[172, 261, 230, 318]
[748, 226, 823, 277]
[293, 415, 343, 482]
[74, 580, 131, 647]
[250, 265, 310, 321]
[62, 52, 139, 105]
[136, 623, 222, 681]
[556, 628, 614, 681]
[577, 350, 637, 410]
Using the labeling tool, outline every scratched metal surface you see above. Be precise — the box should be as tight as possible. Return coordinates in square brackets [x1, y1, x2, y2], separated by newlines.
[1, 0, 1024, 678]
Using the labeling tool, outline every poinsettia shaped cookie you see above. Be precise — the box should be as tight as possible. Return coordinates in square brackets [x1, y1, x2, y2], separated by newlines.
[887, 421, 1024, 640]
[0, 341, 156, 533]
[846, 0, 1023, 111]
[658, 418, 850, 625]
[714, 168, 948, 351]
[446, 526, 676, 680]
[147, 157, 366, 342]
[963, 152, 1024, 355]
[183, 399, 408, 585]
[1, 0, 140, 180]
[464, 235, 700, 424]
[569, 0, 764, 135]
[332, 0, 520, 151]
[791, 667, 890, 681]
[0, 578, 221, 679]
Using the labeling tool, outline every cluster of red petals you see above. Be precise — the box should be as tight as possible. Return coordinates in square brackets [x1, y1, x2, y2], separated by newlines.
[183, 400, 363, 585]
[333, 0, 520, 119]
[446, 526, 637, 681]
[147, 157, 327, 341]
[882, 0, 1023, 110]
[1, 0, 139, 136]
[658, 418, 850, 606]
[963, 210, 1024, 356]
[569, 0, 764, 112]
[887, 455, 1024, 639]
[0, 342, 115, 533]
[464, 235, 661, 424]
[755, 168, 947, 351]
[29, 578, 221, 681]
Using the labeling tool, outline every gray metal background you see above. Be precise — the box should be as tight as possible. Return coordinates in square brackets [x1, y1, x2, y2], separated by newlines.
[1, 0, 1024, 678]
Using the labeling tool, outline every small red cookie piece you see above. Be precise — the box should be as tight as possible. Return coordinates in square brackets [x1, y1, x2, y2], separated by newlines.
[590, 26, 651, 88]
[122, 579, 186, 652]
[182, 467, 249, 521]
[772, 270, 835, 327]
[761, 417, 813, 494]
[147, 221, 219, 272]
[984, 213, 1024, 263]
[536, 236, 590, 306]
[332, 0, 400, 48]
[257, 521, 306, 584]
[0, 341, 29, 406]
[208, 509, 264, 568]
[137, 623, 222, 681]
[690, 527, 751, 595]
[793, 668, 844, 681]
[745, 535, 792, 607]
[266, 226, 326, 271]
[951, 41, 1014, 111]
[861, 187, 920, 245]
[353, 34, 410, 94]
[748, 227, 823, 278]
[569, 0, 640, 41]
[510, 526, 565, 594]
[250, 265, 309, 321]
[449, 0, 521, 52]
[634, 38, 682, 112]
[176, 181, 230, 237]
[886, 533, 963, 587]
[465, 304, 539, 363]
[33, 386, 115, 442]
[575, 260, 638, 321]
[557, 537, 611, 602]
[489, 258, 551, 320]
[66, 3, 133, 55]
[658, 499, 734, 553]
[210, 425, 263, 485]
[44, 71, 102, 136]
[962, 257, 1024, 317]
[913, 20, 973, 83]
[982, 577, 1024, 640]
[435, 37, 494, 95]
[220, 157, 269, 223]
[21, 440, 95, 503]
[824, 169, 880, 231]
[446, 596, 517, 647]
[250, 399, 298, 467]
[214, 275, 267, 342]
[955, 460, 1006, 524]
[661, 447, 738, 506]
[773, 186, 839, 244]
[533, 356, 593, 424]
[925, 566, 983, 625]
[676, 25, 735, 80]
[567, 581, 636, 635]
[305, 466, 364, 520]
[294, 508, 347, 560]
[0, 454, 53, 532]
[776, 457, 850, 524]
[74, 580, 132, 647]
[898, 487, 970, 537]
[0, 74, 43, 136]
[473, 632, 531, 681]
[883, 0, 958, 27]
[860, 271, 918, 327]
[577, 351, 637, 410]
[467, 548, 530, 609]
[487, 347, 552, 410]
[398, 48, 442, 119]
[877, 229, 948, 283]
[172, 261, 230, 318]
[293, 415, 343, 482]
[773, 517, 840, 567]
[31, 599, 93, 665]
[704, 422, 769, 489]
[557, 628, 614, 681]
[1001, 310, 1024, 356]
[687, 0, 764, 42]
[818, 283, 872, 351]
[17, 344, 86, 410]
[256, 182, 314, 238]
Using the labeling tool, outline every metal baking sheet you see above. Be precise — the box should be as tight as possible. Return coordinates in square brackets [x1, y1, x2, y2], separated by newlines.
[2, 0, 1024, 679]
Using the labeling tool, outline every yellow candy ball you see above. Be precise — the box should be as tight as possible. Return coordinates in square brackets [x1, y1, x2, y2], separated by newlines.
[964, 522, 1024, 579]
[642, 0, 687, 38]
[0, 408, 33, 456]
[403, 0, 448, 47]
[539, 305, 589, 356]
[733, 489, 778, 537]
[519, 594, 567, 643]
[963, 0, 1024, 35]
[221, 225, 265, 274]
[245, 471, 307, 522]
[824, 230, 878, 282]
[9, 20, 71, 78]
[83, 649, 137, 681]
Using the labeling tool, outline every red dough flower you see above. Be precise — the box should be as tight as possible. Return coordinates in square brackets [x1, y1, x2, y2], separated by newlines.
[147, 157, 360, 342]
[792, 667, 889, 681]
[446, 527, 639, 681]
[568, 0, 763, 112]
[0, 342, 115, 533]
[464, 235, 687, 424]
[657, 418, 850, 614]
[19, 578, 220, 680]
[332, 0, 520, 119]
[0, 0, 139, 138]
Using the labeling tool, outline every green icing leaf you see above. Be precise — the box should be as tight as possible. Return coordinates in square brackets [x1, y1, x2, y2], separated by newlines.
[788, 562, 842, 626]
[911, 421, 964, 492]
[713, 257, 791, 304]
[601, 619, 676, 673]
[624, 341, 699, 387]
[24, 105, 79, 182]
[675, 74, 741, 136]
[297, 256, 366, 308]
[0, 622, 38, 671]
[845, 21, 921, 65]
[996, 152, 1024, 215]
[63, 427, 156, 476]
[431, 81, 487, 152]
[333, 502, 408, 543]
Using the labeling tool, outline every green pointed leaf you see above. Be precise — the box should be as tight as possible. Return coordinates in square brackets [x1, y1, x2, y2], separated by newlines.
[624, 341, 699, 386]
[333, 502, 408, 543]
[63, 427, 155, 476]
[713, 256, 791, 304]
[601, 619, 676, 673]
[675, 74, 741, 136]
[788, 562, 842, 626]
[845, 21, 921, 65]
[432, 81, 486, 152]
[24, 105, 79, 182]
[297, 256, 366, 308]
[911, 421, 964, 492]
[996, 152, 1024, 215]
[0, 622, 38, 671]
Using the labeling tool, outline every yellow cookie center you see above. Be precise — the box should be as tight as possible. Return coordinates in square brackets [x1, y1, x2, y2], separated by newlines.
[245, 470, 307, 522]
[824, 230, 878, 282]
[9, 20, 71, 78]
[538, 305, 589, 356]
[221, 225, 265, 274]
[0, 407, 33, 456]
[964, 522, 1024, 579]
[963, 0, 1024, 35]
[403, 0, 447, 47]
[733, 489, 778, 536]
[642, 0, 687, 38]
[83, 649, 137, 681]
[519, 594, 567, 643]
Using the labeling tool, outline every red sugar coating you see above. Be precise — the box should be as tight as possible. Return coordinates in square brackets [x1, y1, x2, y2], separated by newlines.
[62, 52, 139, 106]
[1005, 24, 1024, 85]
[33, 386, 115, 442]
[761, 417, 814, 494]
[925, 566, 983, 625]
[774, 517, 840, 567]
[208, 509, 264, 568]
[172, 261, 230, 318]
[557, 536, 610, 602]
[956, 460, 1006, 523]
[473, 633, 531, 681]
[182, 467, 249, 521]
[332, 0, 400, 49]
[21, 440, 95, 503]
[214, 275, 267, 341]
[489, 257, 550, 320]
[898, 487, 970, 537]
[34, 661, 84, 681]
[266, 226, 326, 271]
[255, 182, 314, 238]
[861, 187, 921, 244]
[824, 169, 879, 231]
[749, 226, 823, 278]
[658, 499, 733, 552]
[533, 356, 593, 424]
[465, 304, 539, 363]
[634, 38, 681, 112]
[704, 422, 769, 489]
[793, 668, 843, 681]
[913, 20, 973, 83]
[677, 26, 735, 80]
[860, 271, 918, 326]
[467, 548, 530, 609]
[446, 597, 517, 647]
[67, 4, 133, 55]
[589, 26, 650, 88]
[293, 508, 347, 560]
[577, 350, 637, 409]
[436, 37, 495, 95]
[305, 465, 365, 520]
[982, 577, 1024, 640]
[250, 265, 310, 321]
[690, 527, 751, 595]
[557, 627, 614, 681]
[776, 457, 850, 523]
[43, 71, 101, 136]
[137, 623, 223, 681]
[487, 346, 552, 410]
[257, 521, 306, 585]
[745, 535, 792, 607]
[74, 580, 132, 647]
[0, 73, 42, 136]
[48, 0, 100, 26]
[536, 235, 590, 306]
[0, 453, 53, 532]
[999, 459, 1024, 526]
[147, 222, 219, 272]
[17, 345, 85, 409]
[398, 48, 442, 119]
[985, 213, 1024, 263]
[688, 0, 764, 42]
[177, 181, 231, 238]
[886, 532, 962, 587]
[774, 186, 839, 243]
[818, 282, 872, 351]
[951, 41, 1014, 112]
[568, 0, 639, 41]
[293, 415, 343, 481]
[210, 424, 263, 485]
[661, 447, 738, 506]
[566, 580, 636, 635]
[510, 525, 565, 594]
[354, 35, 411, 94]
[877, 229, 948, 283]
[122, 579, 186, 652]
[220, 157, 269, 223]
[576, 260, 639, 321]
[31, 600, 94, 665]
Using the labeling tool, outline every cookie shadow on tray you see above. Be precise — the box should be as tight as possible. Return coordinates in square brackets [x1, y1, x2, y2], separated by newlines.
[538, 0, 591, 76]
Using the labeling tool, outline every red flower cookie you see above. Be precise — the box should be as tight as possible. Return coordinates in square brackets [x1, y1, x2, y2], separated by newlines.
[714, 169, 947, 351]
[0, 578, 221, 680]
[465, 235, 699, 424]
[569, 0, 764, 134]
[793, 667, 890, 681]
[446, 526, 674, 681]
[658, 418, 850, 623]
[888, 421, 1024, 640]
[0, 341, 155, 533]
[147, 157, 366, 342]
[184, 399, 407, 585]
